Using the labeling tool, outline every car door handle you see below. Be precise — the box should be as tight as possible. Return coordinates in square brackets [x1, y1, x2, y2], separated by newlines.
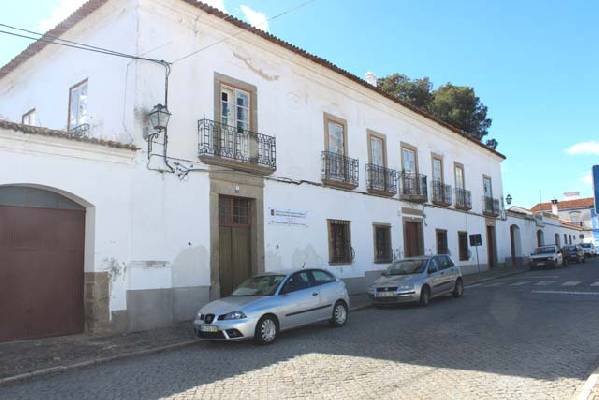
[312, 292, 318, 296]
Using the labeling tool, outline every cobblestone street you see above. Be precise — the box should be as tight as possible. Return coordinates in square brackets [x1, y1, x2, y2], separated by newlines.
[3, 261, 599, 399]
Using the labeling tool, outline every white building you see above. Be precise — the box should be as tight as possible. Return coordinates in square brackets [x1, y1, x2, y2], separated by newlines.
[531, 195, 597, 243]
[0, 0, 583, 340]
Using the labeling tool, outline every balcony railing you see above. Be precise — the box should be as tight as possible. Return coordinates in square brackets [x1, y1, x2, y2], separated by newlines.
[365, 164, 397, 196]
[198, 118, 276, 174]
[321, 151, 359, 189]
[68, 123, 90, 138]
[483, 196, 500, 217]
[398, 172, 427, 203]
[454, 188, 472, 210]
[431, 180, 452, 207]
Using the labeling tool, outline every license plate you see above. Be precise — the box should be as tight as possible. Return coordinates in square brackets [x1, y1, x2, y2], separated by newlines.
[377, 291, 396, 297]
[537, 262, 545, 266]
[200, 324, 218, 333]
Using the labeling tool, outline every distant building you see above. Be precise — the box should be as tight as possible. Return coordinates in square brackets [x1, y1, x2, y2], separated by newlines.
[531, 194, 596, 243]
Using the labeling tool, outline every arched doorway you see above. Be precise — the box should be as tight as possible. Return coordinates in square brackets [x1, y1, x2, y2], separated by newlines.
[537, 230, 544, 247]
[0, 186, 86, 341]
[510, 224, 522, 265]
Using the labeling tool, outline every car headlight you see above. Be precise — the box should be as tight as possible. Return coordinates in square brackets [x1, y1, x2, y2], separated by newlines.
[397, 283, 414, 291]
[367, 286, 376, 294]
[220, 311, 247, 320]
[196, 312, 204, 320]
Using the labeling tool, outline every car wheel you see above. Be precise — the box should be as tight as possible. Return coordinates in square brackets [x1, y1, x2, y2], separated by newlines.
[419, 286, 431, 307]
[254, 315, 278, 345]
[330, 301, 348, 327]
[452, 278, 464, 298]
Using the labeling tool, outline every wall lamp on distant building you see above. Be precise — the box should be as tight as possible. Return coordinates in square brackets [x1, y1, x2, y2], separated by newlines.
[148, 103, 171, 132]
[506, 194, 512, 205]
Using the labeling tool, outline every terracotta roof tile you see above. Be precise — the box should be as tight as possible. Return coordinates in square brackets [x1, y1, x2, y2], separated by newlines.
[0, 0, 506, 160]
[0, 119, 138, 150]
[531, 198, 594, 212]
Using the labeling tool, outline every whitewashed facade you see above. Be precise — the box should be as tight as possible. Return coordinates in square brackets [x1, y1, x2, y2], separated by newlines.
[0, 0, 584, 335]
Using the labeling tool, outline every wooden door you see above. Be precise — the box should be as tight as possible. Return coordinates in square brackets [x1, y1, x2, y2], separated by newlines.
[486, 225, 497, 268]
[219, 196, 252, 297]
[404, 221, 423, 258]
[0, 206, 85, 342]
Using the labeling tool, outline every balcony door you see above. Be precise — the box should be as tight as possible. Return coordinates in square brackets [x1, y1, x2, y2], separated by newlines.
[370, 135, 384, 167]
[483, 176, 493, 198]
[455, 165, 465, 190]
[327, 120, 345, 156]
[432, 158, 442, 183]
[402, 148, 417, 174]
[220, 85, 250, 160]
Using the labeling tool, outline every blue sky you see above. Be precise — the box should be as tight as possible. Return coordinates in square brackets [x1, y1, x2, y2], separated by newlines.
[1, 0, 598, 207]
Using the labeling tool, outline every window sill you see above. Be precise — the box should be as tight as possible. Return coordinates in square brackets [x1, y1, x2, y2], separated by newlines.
[374, 259, 393, 264]
[329, 261, 352, 266]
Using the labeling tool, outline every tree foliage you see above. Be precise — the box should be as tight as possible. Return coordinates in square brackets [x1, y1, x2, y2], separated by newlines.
[377, 74, 492, 140]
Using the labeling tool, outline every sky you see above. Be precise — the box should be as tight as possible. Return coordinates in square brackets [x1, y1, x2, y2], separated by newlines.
[1, 0, 598, 208]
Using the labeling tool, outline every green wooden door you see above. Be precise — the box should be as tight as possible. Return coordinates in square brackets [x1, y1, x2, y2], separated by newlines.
[219, 196, 252, 297]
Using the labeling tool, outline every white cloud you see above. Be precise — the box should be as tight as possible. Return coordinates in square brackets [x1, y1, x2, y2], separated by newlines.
[565, 141, 599, 156]
[582, 173, 593, 186]
[201, 0, 227, 13]
[38, 0, 86, 32]
[240, 5, 269, 31]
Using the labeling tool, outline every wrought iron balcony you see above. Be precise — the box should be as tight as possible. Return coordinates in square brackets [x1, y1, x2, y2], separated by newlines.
[398, 172, 427, 203]
[454, 188, 472, 210]
[321, 151, 359, 189]
[365, 164, 397, 196]
[431, 180, 452, 207]
[68, 123, 90, 138]
[483, 196, 500, 217]
[198, 118, 276, 174]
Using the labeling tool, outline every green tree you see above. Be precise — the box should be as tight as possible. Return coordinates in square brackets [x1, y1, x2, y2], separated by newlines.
[377, 74, 433, 110]
[377, 74, 492, 140]
[430, 84, 491, 140]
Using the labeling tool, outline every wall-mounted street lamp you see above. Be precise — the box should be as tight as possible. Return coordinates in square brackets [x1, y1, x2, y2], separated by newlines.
[506, 194, 512, 206]
[148, 103, 171, 132]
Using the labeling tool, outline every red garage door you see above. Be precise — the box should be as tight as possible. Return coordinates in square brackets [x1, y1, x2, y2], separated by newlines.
[0, 187, 85, 342]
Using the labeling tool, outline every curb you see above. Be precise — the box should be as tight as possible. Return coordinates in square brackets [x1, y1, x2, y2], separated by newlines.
[464, 269, 529, 287]
[573, 366, 599, 400]
[0, 339, 198, 387]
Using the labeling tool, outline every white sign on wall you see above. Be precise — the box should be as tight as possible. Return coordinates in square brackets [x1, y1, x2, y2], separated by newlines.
[268, 208, 307, 226]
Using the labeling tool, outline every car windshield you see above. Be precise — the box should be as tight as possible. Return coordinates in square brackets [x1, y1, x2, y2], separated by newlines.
[232, 275, 286, 296]
[581, 243, 592, 248]
[534, 246, 555, 254]
[563, 246, 576, 251]
[384, 259, 428, 276]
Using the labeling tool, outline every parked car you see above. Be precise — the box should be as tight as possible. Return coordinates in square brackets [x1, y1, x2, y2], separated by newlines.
[580, 242, 597, 258]
[562, 245, 585, 264]
[368, 255, 463, 307]
[529, 245, 564, 269]
[193, 269, 350, 344]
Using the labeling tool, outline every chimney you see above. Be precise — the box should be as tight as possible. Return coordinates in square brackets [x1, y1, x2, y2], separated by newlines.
[365, 72, 378, 87]
[551, 199, 559, 216]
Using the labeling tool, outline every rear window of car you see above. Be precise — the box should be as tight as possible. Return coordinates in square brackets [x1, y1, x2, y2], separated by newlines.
[312, 269, 335, 284]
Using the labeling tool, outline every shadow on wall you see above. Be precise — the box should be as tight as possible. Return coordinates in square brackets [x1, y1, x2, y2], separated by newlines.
[265, 244, 325, 271]
[171, 245, 210, 321]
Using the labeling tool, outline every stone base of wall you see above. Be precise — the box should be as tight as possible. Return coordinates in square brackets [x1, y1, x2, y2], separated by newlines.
[84, 272, 130, 335]
[126, 286, 210, 332]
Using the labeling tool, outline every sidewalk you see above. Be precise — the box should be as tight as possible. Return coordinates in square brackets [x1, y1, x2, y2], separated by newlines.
[0, 265, 526, 386]
[462, 263, 529, 286]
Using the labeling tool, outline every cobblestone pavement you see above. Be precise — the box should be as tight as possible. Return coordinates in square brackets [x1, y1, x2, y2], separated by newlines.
[2, 261, 599, 399]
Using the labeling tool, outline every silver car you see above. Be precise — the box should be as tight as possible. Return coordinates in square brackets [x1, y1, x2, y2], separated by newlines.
[368, 255, 464, 306]
[193, 268, 350, 344]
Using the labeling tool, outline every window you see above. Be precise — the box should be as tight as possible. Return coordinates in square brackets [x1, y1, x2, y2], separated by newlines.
[281, 271, 313, 294]
[312, 269, 335, 284]
[438, 255, 454, 270]
[428, 257, 439, 273]
[221, 85, 250, 132]
[373, 224, 392, 263]
[401, 146, 417, 173]
[219, 196, 251, 226]
[21, 109, 37, 126]
[368, 132, 386, 167]
[564, 234, 567, 246]
[432, 156, 443, 182]
[68, 79, 88, 130]
[458, 231, 468, 261]
[454, 163, 465, 189]
[483, 176, 493, 197]
[328, 219, 352, 264]
[324, 114, 347, 156]
[436, 229, 448, 255]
